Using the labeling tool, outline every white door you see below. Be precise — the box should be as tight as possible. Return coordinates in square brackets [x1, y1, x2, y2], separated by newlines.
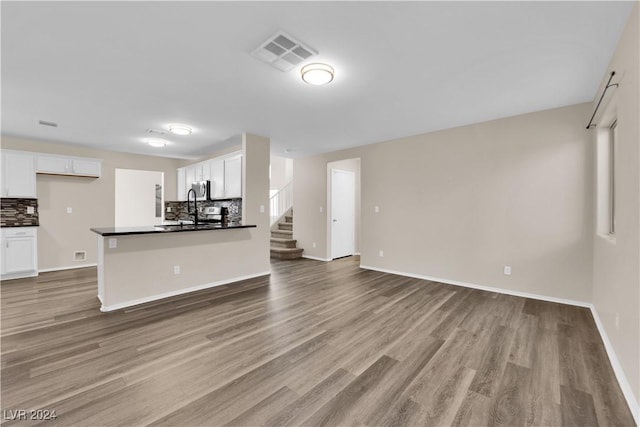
[115, 169, 164, 226]
[331, 169, 355, 259]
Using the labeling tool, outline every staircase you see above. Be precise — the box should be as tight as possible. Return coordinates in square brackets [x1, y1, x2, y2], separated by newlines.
[270, 211, 303, 259]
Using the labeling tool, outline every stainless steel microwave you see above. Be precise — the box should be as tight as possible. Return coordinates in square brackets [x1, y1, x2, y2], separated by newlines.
[191, 180, 210, 201]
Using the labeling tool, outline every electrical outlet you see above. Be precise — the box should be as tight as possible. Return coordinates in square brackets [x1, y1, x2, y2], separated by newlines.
[174, 265, 181, 275]
[259, 205, 265, 213]
[166, 207, 172, 213]
[379, 250, 384, 257]
[108, 238, 117, 249]
[504, 266, 511, 275]
[374, 206, 380, 213]
[26, 206, 35, 214]
[67, 207, 73, 214]
[615, 313, 620, 330]
[312, 242, 316, 248]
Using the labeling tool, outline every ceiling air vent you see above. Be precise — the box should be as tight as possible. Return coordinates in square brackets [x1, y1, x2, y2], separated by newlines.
[251, 31, 317, 72]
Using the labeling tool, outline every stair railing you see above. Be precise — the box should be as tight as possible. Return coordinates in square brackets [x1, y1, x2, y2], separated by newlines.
[270, 181, 293, 225]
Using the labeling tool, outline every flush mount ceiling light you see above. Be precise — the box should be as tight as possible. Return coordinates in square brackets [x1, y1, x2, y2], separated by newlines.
[145, 138, 167, 148]
[168, 124, 192, 135]
[301, 63, 334, 85]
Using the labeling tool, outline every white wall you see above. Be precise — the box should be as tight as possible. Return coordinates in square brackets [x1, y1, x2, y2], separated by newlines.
[270, 155, 293, 191]
[591, 3, 639, 416]
[294, 103, 594, 302]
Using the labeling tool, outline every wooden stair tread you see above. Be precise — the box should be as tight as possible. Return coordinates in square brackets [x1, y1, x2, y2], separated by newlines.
[270, 237, 297, 243]
[270, 247, 304, 254]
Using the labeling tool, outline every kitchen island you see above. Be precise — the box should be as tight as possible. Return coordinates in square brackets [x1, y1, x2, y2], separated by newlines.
[91, 223, 268, 312]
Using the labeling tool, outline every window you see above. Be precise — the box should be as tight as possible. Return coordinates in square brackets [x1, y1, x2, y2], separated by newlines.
[609, 120, 617, 235]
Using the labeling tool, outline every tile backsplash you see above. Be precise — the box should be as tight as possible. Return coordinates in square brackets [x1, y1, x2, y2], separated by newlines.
[1, 198, 39, 227]
[165, 198, 242, 223]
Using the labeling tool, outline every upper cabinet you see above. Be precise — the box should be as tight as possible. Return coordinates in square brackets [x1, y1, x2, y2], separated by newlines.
[36, 154, 102, 177]
[224, 156, 242, 199]
[1, 151, 36, 198]
[176, 151, 242, 201]
[210, 159, 225, 199]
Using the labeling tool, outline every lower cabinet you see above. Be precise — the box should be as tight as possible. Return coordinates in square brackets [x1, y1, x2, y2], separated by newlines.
[1, 227, 38, 280]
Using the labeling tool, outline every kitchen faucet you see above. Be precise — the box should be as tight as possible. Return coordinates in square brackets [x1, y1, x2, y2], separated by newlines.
[187, 188, 199, 225]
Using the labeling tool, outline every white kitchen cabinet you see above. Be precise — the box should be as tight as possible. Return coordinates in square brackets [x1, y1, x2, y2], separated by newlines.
[185, 167, 196, 192]
[71, 159, 101, 177]
[1, 227, 38, 280]
[37, 155, 69, 174]
[176, 168, 186, 201]
[1, 151, 36, 198]
[36, 154, 101, 177]
[224, 155, 242, 198]
[210, 159, 225, 198]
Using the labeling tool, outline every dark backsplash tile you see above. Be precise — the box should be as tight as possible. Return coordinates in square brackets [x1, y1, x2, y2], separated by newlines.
[165, 199, 242, 222]
[1, 198, 39, 227]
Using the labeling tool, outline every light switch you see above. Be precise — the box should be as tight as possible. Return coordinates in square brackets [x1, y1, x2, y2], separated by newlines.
[320, 206, 323, 213]
[259, 205, 265, 213]
[67, 207, 73, 214]
[108, 238, 117, 249]
[374, 206, 380, 213]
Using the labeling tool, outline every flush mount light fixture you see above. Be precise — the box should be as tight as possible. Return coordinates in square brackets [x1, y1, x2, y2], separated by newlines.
[145, 138, 167, 148]
[168, 124, 192, 135]
[301, 63, 334, 85]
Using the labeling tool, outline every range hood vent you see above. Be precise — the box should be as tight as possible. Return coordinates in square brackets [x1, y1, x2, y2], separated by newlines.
[251, 31, 317, 72]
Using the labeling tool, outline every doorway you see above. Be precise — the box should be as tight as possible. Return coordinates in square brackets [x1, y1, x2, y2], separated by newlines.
[115, 169, 164, 227]
[330, 168, 356, 259]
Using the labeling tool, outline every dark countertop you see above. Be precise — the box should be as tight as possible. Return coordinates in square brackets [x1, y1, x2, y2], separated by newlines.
[1, 224, 39, 227]
[91, 223, 256, 236]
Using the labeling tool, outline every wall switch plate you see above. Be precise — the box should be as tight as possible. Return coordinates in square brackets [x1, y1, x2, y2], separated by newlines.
[108, 238, 117, 249]
[503, 266, 511, 275]
[379, 250, 384, 257]
[67, 207, 73, 214]
[312, 242, 316, 248]
[320, 206, 323, 213]
[374, 206, 380, 213]
[615, 313, 620, 330]
[174, 265, 181, 275]
[259, 205, 265, 213]
[26, 206, 35, 214]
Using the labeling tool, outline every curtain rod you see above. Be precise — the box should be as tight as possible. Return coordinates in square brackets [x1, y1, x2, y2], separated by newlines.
[586, 71, 618, 130]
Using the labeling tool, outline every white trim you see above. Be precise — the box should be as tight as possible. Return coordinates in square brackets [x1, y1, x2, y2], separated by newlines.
[359, 264, 590, 307]
[353, 252, 361, 256]
[589, 306, 640, 425]
[359, 264, 639, 421]
[39, 263, 97, 273]
[302, 255, 331, 262]
[100, 270, 271, 312]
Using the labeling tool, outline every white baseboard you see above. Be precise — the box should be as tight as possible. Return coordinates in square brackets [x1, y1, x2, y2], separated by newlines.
[39, 263, 97, 273]
[359, 264, 638, 422]
[100, 270, 271, 312]
[359, 264, 590, 307]
[589, 306, 640, 425]
[302, 255, 331, 262]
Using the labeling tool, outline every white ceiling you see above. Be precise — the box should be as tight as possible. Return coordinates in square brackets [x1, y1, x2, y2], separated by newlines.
[1, 1, 634, 159]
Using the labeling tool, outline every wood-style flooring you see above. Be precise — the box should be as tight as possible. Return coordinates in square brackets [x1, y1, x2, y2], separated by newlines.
[1, 256, 635, 426]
